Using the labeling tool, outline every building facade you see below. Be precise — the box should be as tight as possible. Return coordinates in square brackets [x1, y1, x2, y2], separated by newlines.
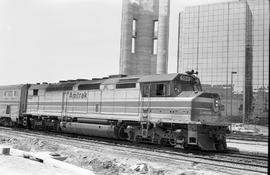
[177, 1, 255, 122]
[119, 0, 170, 75]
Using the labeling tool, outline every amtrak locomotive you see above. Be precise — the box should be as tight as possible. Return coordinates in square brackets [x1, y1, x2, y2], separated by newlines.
[0, 72, 227, 151]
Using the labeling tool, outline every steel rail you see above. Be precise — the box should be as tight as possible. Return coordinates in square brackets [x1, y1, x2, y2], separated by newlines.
[227, 133, 268, 142]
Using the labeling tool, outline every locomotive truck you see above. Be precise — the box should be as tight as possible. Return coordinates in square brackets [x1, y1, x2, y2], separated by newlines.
[0, 72, 227, 151]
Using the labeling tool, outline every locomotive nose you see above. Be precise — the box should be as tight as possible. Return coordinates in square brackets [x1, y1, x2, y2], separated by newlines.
[191, 92, 223, 123]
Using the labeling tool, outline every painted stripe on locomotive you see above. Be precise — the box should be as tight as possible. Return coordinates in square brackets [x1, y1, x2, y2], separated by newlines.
[0, 101, 20, 104]
[26, 101, 210, 108]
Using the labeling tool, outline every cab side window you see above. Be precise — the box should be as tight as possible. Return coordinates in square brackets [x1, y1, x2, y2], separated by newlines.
[156, 84, 165, 96]
[142, 82, 169, 97]
[142, 84, 150, 97]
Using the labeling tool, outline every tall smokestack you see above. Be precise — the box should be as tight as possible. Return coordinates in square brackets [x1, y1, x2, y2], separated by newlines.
[119, 0, 131, 75]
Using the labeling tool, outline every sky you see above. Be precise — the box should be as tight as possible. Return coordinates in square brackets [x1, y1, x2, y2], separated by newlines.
[0, 0, 234, 85]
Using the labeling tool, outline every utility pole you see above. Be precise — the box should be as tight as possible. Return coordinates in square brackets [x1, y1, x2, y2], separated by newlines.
[231, 72, 237, 119]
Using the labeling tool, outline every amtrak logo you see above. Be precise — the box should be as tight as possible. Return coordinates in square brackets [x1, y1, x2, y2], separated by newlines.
[66, 91, 87, 99]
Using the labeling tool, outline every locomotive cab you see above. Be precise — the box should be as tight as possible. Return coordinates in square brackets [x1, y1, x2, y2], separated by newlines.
[140, 73, 202, 98]
[136, 73, 227, 151]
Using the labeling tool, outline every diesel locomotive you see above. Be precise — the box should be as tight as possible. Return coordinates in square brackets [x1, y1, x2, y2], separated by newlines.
[0, 72, 227, 151]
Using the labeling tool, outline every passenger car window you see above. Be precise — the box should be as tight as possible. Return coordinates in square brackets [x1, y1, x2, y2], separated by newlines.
[33, 89, 38, 96]
[6, 105, 11, 114]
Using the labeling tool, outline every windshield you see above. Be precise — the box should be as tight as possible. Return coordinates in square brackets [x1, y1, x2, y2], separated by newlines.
[193, 77, 202, 91]
[179, 81, 194, 91]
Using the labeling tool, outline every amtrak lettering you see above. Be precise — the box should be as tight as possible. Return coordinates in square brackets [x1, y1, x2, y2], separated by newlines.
[66, 91, 87, 99]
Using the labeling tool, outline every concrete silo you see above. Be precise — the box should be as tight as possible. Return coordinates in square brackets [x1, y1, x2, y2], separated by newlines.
[119, 0, 170, 75]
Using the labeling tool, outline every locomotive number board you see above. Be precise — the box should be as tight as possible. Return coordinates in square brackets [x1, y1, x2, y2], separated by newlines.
[179, 75, 192, 81]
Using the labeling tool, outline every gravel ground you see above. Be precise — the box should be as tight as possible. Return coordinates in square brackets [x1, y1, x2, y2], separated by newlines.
[243, 125, 268, 136]
[0, 134, 262, 175]
[227, 140, 268, 154]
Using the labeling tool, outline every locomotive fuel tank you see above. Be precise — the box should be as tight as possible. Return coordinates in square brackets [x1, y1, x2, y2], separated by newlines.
[60, 122, 118, 139]
[76, 118, 110, 125]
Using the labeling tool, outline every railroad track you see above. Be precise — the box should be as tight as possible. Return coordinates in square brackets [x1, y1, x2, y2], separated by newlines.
[227, 133, 268, 142]
[227, 139, 268, 147]
[0, 126, 268, 174]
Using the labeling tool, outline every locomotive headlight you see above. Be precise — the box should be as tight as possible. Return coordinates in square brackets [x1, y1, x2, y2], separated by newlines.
[212, 99, 219, 112]
[215, 100, 219, 107]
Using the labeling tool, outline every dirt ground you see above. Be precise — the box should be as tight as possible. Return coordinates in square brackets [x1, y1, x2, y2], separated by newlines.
[0, 134, 240, 175]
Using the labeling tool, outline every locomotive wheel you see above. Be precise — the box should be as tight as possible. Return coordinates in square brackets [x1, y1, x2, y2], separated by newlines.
[221, 140, 227, 151]
[117, 124, 128, 140]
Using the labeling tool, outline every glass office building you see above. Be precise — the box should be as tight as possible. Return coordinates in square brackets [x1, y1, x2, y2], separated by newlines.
[177, 1, 254, 122]
[247, 0, 269, 123]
